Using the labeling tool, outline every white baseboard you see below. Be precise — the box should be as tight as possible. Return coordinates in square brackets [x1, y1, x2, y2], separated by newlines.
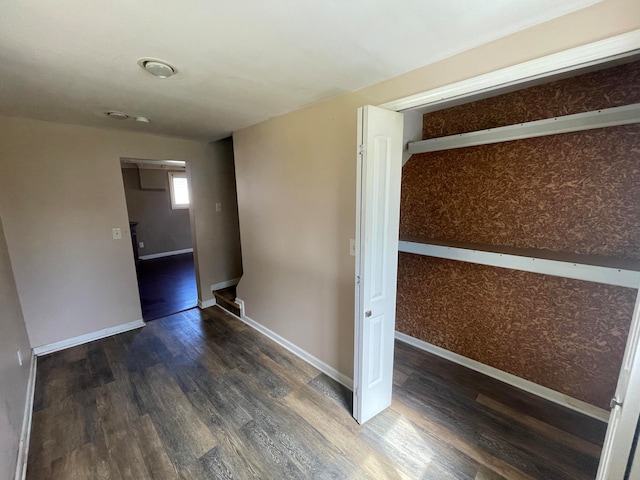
[33, 319, 146, 356]
[395, 331, 610, 423]
[235, 298, 353, 390]
[198, 298, 217, 309]
[211, 277, 241, 292]
[14, 353, 37, 480]
[139, 248, 193, 260]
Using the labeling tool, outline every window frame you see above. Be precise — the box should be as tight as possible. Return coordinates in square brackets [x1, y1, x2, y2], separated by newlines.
[168, 171, 190, 209]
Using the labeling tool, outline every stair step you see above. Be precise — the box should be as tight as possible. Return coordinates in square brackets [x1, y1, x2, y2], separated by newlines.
[213, 286, 240, 317]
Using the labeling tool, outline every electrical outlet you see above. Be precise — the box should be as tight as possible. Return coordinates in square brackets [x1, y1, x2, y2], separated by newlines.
[350, 239, 356, 256]
[215, 202, 222, 212]
[17, 349, 23, 366]
[112, 227, 122, 240]
[139, 241, 144, 248]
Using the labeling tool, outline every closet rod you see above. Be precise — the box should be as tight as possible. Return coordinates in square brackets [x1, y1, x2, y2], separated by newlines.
[398, 240, 640, 288]
[407, 103, 640, 154]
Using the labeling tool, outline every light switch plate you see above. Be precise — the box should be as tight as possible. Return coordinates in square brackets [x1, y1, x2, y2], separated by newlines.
[139, 241, 144, 248]
[216, 202, 222, 212]
[350, 239, 356, 256]
[112, 228, 122, 240]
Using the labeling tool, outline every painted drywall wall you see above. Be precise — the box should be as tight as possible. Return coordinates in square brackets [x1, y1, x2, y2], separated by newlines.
[0, 216, 32, 480]
[121, 167, 193, 256]
[0, 117, 242, 348]
[188, 137, 243, 294]
[232, 0, 640, 379]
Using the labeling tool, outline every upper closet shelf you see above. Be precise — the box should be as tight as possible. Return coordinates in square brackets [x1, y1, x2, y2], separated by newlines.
[407, 103, 640, 155]
[398, 236, 640, 289]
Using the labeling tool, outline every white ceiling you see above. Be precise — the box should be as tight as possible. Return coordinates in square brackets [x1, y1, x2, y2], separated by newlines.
[0, 0, 602, 141]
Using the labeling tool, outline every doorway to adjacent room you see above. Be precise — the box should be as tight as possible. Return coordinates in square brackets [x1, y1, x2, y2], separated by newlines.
[121, 158, 197, 320]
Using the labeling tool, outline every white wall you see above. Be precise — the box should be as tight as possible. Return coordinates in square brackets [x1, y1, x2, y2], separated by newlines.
[232, 0, 640, 378]
[0, 116, 242, 348]
[0, 216, 32, 479]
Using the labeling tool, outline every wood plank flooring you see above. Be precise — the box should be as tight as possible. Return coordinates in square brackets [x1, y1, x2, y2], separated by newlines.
[136, 253, 197, 321]
[27, 307, 606, 479]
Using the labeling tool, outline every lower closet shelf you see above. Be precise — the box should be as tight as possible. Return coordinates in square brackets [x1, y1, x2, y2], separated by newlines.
[398, 236, 640, 289]
[395, 252, 636, 411]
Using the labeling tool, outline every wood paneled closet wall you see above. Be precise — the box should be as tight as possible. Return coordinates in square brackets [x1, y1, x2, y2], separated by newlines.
[396, 60, 640, 411]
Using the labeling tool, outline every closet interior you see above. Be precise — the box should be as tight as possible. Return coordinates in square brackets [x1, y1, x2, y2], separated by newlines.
[396, 59, 640, 414]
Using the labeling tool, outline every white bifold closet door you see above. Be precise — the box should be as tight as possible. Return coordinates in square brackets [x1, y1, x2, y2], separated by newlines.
[597, 286, 640, 480]
[353, 105, 403, 424]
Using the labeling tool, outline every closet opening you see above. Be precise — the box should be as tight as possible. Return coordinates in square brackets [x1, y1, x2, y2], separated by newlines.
[355, 31, 640, 480]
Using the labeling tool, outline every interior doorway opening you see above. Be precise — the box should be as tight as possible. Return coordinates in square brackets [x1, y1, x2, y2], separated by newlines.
[120, 158, 197, 321]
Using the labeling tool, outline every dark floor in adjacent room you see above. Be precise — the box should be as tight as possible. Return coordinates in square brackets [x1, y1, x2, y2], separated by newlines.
[27, 307, 606, 479]
[136, 253, 197, 321]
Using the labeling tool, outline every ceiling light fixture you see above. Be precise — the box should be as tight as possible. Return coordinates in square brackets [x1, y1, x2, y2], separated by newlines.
[135, 116, 150, 123]
[105, 111, 129, 120]
[139, 59, 176, 78]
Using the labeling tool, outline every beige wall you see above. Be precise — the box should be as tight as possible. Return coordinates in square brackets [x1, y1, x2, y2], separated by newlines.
[0, 216, 32, 479]
[121, 167, 193, 256]
[189, 137, 243, 294]
[0, 116, 242, 348]
[232, 0, 640, 379]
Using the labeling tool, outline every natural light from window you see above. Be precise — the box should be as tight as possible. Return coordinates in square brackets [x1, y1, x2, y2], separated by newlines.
[169, 172, 189, 209]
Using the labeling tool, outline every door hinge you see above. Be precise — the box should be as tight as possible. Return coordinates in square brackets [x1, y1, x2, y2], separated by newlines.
[356, 275, 361, 285]
[358, 144, 365, 156]
[610, 397, 623, 409]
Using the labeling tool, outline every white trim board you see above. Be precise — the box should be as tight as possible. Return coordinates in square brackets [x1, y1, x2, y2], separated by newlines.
[399, 240, 640, 289]
[235, 298, 353, 390]
[14, 353, 36, 480]
[395, 331, 609, 422]
[211, 277, 242, 292]
[381, 30, 640, 113]
[139, 248, 193, 260]
[33, 319, 145, 356]
[198, 298, 217, 309]
[407, 103, 640, 154]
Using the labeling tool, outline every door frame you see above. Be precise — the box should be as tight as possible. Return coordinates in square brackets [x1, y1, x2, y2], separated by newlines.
[355, 28, 640, 476]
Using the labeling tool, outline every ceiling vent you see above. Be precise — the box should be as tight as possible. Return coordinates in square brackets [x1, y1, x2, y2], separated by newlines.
[139, 59, 177, 78]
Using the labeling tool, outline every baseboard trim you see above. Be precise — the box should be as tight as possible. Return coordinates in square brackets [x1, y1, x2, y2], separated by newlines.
[211, 277, 242, 292]
[198, 298, 217, 309]
[14, 353, 37, 480]
[395, 331, 610, 423]
[235, 298, 353, 390]
[33, 319, 146, 356]
[139, 248, 193, 260]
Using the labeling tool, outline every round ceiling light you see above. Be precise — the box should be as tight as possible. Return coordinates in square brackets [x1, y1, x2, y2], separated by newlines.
[140, 59, 176, 78]
[105, 111, 129, 120]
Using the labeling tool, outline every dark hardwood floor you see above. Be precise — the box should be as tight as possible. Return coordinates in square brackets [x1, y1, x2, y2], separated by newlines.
[136, 253, 197, 321]
[27, 307, 606, 479]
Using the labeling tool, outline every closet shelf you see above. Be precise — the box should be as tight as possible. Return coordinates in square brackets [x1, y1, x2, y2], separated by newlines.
[398, 235, 640, 289]
[407, 103, 640, 154]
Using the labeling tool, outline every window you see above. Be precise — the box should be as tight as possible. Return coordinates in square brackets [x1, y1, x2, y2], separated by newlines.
[168, 172, 190, 209]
